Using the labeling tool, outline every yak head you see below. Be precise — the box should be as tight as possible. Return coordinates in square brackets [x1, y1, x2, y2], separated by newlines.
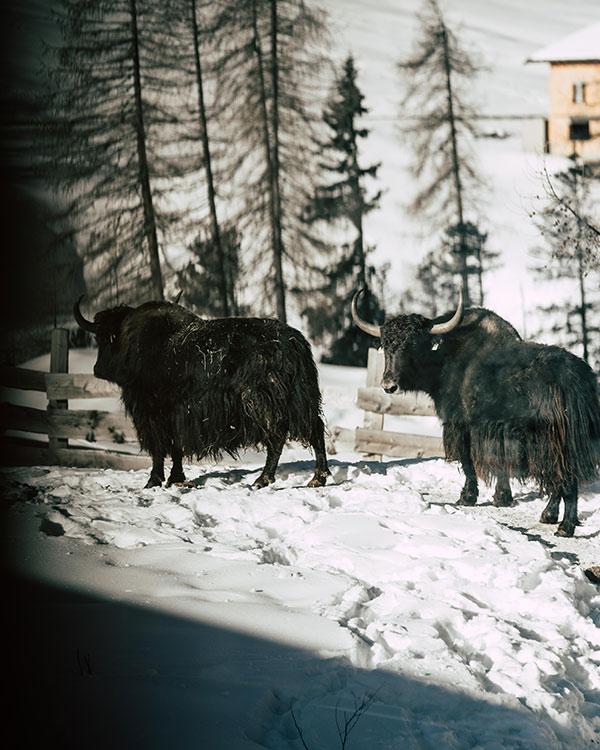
[74, 296, 133, 384]
[351, 289, 463, 394]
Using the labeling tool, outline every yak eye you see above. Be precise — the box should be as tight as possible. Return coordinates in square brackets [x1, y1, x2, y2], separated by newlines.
[110, 334, 117, 345]
[431, 339, 440, 351]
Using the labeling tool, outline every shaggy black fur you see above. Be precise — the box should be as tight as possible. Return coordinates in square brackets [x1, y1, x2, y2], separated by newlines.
[81, 301, 330, 489]
[378, 307, 600, 537]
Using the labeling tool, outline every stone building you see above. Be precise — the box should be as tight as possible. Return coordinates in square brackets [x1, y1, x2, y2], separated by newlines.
[527, 22, 600, 162]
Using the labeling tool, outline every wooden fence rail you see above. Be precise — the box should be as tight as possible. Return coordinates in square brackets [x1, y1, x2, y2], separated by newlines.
[332, 347, 444, 459]
[1, 328, 149, 470]
[2, 337, 443, 469]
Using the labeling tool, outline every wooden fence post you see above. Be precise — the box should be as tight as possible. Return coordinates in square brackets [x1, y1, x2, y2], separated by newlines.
[362, 347, 385, 460]
[48, 328, 69, 456]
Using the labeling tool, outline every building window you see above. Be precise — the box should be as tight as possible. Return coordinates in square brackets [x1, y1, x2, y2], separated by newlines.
[572, 81, 586, 104]
[569, 117, 590, 141]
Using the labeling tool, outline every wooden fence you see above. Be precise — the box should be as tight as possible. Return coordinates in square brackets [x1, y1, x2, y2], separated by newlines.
[1, 336, 443, 469]
[331, 348, 444, 459]
[0, 328, 150, 470]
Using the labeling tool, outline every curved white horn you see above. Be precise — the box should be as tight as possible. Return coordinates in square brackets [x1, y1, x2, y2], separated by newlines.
[74, 295, 97, 333]
[351, 289, 381, 338]
[430, 290, 463, 335]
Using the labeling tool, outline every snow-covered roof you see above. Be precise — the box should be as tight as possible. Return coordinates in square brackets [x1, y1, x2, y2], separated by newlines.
[527, 22, 600, 63]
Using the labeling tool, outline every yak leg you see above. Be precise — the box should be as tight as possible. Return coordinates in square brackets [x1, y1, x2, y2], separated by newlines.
[556, 477, 579, 538]
[167, 447, 186, 486]
[307, 416, 330, 488]
[253, 435, 286, 489]
[493, 470, 513, 507]
[540, 492, 561, 525]
[456, 432, 478, 506]
[145, 453, 165, 489]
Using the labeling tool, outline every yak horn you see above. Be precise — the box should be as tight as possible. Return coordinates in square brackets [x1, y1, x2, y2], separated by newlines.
[351, 289, 381, 338]
[74, 295, 97, 333]
[430, 291, 464, 335]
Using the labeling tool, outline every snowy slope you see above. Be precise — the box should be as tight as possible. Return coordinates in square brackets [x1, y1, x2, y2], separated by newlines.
[322, 0, 600, 333]
[3, 353, 600, 748]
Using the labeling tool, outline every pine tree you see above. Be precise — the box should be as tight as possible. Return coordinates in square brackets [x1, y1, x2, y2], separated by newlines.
[148, 0, 233, 316]
[407, 222, 499, 318]
[299, 55, 384, 365]
[42, 0, 187, 306]
[397, 0, 484, 306]
[176, 227, 243, 317]
[210, 0, 330, 321]
[532, 160, 600, 365]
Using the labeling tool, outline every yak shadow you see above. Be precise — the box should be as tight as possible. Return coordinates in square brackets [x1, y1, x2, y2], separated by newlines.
[183, 456, 441, 491]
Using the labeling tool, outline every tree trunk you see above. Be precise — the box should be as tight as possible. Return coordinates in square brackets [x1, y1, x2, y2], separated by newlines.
[269, 0, 286, 322]
[250, 0, 286, 321]
[190, 0, 230, 317]
[349, 117, 367, 289]
[130, 0, 163, 301]
[440, 23, 469, 306]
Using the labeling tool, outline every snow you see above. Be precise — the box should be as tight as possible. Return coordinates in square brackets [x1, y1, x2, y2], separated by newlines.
[527, 22, 600, 62]
[3, 354, 600, 748]
[318, 0, 600, 336]
[4, 2, 600, 745]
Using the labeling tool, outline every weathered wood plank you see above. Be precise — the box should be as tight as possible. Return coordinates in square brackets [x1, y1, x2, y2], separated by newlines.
[330, 426, 355, 445]
[53, 448, 151, 470]
[0, 439, 151, 470]
[0, 403, 49, 435]
[330, 425, 444, 459]
[46, 373, 121, 400]
[0, 403, 136, 444]
[0, 365, 47, 392]
[355, 428, 443, 458]
[47, 408, 136, 442]
[363, 348, 385, 458]
[49, 328, 69, 453]
[357, 387, 436, 417]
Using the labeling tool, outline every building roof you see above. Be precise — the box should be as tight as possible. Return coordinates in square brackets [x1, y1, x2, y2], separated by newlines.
[527, 22, 600, 63]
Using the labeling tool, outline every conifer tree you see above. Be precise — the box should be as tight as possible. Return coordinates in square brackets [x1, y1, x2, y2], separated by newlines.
[210, 0, 329, 321]
[300, 54, 384, 365]
[176, 227, 243, 317]
[43, 0, 185, 305]
[150, 0, 233, 316]
[397, 0, 484, 305]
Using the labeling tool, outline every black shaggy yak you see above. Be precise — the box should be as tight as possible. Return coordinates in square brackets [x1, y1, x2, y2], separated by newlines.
[352, 289, 600, 537]
[75, 298, 330, 489]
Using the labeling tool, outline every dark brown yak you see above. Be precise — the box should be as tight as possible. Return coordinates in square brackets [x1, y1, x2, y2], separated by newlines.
[352, 289, 600, 536]
[75, 298, 330, 490]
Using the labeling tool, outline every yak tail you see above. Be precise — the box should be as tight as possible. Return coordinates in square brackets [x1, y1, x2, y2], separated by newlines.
[559, 378, 600, 485]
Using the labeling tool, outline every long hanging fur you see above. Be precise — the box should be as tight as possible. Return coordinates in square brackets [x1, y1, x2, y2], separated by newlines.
[438, 331, 600, 496]
[93, 303, 325, 462]
[380, 306, 600, 501]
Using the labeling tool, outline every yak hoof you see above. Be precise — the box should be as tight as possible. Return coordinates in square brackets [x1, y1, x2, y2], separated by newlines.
[145, 475, 164, 489]
[457, 487, 478, 506]
[166, 473, 186, 487]
[493, 490, 513, 507]
[540, 509, 559, 524]
[307, 473, 328, 488]
[555, 522, 575, 537]
[252, 475, 273, 489]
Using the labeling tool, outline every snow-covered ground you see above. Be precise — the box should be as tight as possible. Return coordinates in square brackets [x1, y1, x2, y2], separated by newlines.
[319, 0, 600, 336]
[3, 353, 600, 748]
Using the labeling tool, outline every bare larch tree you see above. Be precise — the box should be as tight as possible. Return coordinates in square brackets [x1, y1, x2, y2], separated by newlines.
[210, 0, 330, 322]
[43, 0, 188, 305]
[397, 0, 484, 306]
